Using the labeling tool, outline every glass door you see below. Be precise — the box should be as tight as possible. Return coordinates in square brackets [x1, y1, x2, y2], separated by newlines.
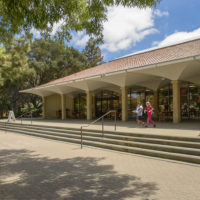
[95, 91, 120, 118]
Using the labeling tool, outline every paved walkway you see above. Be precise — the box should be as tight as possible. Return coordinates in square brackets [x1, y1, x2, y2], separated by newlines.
[0, 131, 199, 200]
[1, 118, 200, 138]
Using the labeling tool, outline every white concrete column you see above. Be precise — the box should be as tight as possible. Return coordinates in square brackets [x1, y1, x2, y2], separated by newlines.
[42, 96, 46, 119]
[153, 90, 159, 120]
[92, 95, 96, 118]
[172, 80, 181, 123]
[86, 91, 92, 120]
[121, 87, 128, 121]
[61, 94, 66, 120]
[71, 96, 74, 112]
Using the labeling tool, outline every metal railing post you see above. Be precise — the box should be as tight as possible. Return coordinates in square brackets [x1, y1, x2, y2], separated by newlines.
[114, 110, 117, 131]
[81, 126, 83, 149]
[31, 112, 32, 125]
[102, 117, 104, 137]
[5, 122, 7, 134]
[80, 110, 117, 148]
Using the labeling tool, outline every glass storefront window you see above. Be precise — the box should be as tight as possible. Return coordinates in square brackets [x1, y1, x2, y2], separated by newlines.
[128, 88, 154, 119]
[158, 82, 200, 121]
[74, 94, 86, 118]
[180, 83, 200, 119]
[95, 90, 120, 118]
[73, 82, 200, 121]
[145, 90, 154, 104]
[158, 85, 173, 112]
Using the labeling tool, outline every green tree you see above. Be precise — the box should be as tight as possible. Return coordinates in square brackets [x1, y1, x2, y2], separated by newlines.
[0, 0, 160, 43]
[0, 47, 9, 117]
[27, 39, 87, 110]
[0, 47, 6, 85]
[83, 37, 103, 67]
[0, 37, 96, 117]
[0, 36, 34, 115]
[28, 39, 87, 87]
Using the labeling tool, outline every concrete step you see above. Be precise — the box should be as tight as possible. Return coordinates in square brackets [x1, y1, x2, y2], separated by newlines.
[1, 123, 200, 150]
[1, 122, 200, 142]
[1, 125, 200, 160]
[1, 126, 200, 165]
[2, 125, 200, 157]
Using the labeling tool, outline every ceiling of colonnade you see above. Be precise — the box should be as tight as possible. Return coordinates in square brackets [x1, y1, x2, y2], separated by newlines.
[136, 59, 200, 85]
[178, 61, 200, 85]
[21, 79, 121, 97]
[92, 58, 200, 90]
[97, 71, 171, 90]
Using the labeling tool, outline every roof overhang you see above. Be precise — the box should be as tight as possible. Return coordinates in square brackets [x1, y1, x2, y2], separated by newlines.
[20, 55, 200, 97]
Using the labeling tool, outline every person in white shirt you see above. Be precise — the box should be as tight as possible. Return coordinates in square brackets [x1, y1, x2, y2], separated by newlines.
[133, 102, 143, 127]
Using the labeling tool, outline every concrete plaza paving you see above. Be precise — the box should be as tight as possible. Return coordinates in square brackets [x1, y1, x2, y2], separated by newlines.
[0, 130, 200, 200]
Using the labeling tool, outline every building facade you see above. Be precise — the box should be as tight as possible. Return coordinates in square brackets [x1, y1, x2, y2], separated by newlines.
[22, 38, 200, 123]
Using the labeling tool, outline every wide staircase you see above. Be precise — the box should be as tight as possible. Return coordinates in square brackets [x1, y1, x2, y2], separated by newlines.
[0, 121, 200, 165]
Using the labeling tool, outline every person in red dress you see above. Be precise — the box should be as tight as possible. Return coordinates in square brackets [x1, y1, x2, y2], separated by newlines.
[144, 101, 156, 128]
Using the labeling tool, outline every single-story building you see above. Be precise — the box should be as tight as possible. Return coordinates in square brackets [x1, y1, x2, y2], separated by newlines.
[21, 37, 200, 123]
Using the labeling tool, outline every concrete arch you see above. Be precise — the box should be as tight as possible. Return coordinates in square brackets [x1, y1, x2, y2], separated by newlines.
[178, 60, 200, 85]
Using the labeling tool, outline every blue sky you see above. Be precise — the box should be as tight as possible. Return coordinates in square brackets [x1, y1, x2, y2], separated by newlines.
[31, 0, 200, 62]
[69, 0, 200, 62]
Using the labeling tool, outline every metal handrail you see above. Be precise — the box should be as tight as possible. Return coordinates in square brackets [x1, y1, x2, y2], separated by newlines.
[4, 121, 7, 134]
[4, 110, 33, 133]
[18, 111, 33, 125]
[80, 110, 117, 149]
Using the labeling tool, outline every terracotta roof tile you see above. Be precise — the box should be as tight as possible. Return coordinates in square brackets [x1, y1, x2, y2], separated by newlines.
[41, 38, 200, 87]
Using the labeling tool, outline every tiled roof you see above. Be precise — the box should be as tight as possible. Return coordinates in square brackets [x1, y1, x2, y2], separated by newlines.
[41, 38, 200, 87]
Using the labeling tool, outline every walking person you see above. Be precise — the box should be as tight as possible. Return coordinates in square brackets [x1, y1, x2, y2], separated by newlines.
[144, 101, 156, 128]
[133, 102, 144, 127]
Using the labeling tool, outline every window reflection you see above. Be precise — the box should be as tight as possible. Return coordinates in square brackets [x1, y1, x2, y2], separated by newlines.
[74, 94, 86, 118]
[128, 88, 154, 119]
[158, 85, 173, 112]
[95, 91, 120, 118]
[180, 83, 200, 119]
[158, 82, 200, 120]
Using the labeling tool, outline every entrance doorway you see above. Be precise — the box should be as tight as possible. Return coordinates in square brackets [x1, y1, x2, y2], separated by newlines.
[128, 88, 154, 119]
[74, 93, 86, 118]
[95, 91, 120, 118]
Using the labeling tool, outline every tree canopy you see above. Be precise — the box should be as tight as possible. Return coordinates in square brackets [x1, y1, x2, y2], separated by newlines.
[0, 0, 161, 116]
[28, 39, 87, 87]
[0, 36, 34, 115]
[0, 37, 104, 117]
[83, 37, 104, 67]
[0, 0, 160, 43]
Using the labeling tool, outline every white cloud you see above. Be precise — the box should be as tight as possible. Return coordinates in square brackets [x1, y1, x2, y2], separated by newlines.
[69, 7, 169, 52]
[72, 31, 90, 47]
[153, 28, 200, 47]
[153, 9, 169, 17]
[30, 28, 41, 38]
[30, 7, 169, 51]
[51, 18, 65, 35]
[73, 7, 167, 51]
[101, 6, 158, 52]
[30, 18, 66, 38]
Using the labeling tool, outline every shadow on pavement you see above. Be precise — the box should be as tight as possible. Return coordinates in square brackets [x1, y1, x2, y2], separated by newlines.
[0, 149, 158, 200]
